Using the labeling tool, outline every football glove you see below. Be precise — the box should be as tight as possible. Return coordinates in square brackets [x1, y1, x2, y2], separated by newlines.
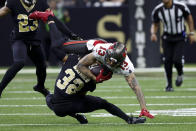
[69, 33, 83, 40]
[96, 69, 112, 83]
[139, 109, 154, 119]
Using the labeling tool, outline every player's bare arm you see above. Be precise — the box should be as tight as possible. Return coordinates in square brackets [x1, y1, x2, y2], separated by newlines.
[77, 53, 97, 81]
[125, 73, 147, 109]
[150, 22, 159, 42]
[0, 6, 11, 18]
[186, 14, 195, 44]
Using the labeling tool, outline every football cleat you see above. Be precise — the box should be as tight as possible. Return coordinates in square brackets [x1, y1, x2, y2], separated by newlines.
[127, 116, 146, 124]
[75, 114, 88, 124]
[33, 85, 50, 97]
[165, 86, 174, 92]
[175, 75, 183, 87]
[29, 10, 54, 23]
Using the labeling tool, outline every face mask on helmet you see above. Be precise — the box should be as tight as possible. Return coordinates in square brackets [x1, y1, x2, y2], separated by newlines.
[105, 42, 127, 67]
[22, 0, 34, 7]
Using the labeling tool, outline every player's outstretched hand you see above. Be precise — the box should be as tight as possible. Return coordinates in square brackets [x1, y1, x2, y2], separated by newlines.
[69, 33, 83, 40]
[96, 69, 112, 83]
[139, 109, 154, 119]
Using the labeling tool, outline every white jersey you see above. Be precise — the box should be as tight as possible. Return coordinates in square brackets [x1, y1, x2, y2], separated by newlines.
[87, 40, 135, 76]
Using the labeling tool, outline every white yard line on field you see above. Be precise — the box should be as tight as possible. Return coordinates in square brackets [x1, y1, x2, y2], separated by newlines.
[0, 103, 196, 107]
[0, 122, 196, 126]
[1, 96, 196, 101]
[144, 88, 196, 91]
[1, 108, 196, 117]
[4, 88, 196, 94]
[0, 67, 196, 74]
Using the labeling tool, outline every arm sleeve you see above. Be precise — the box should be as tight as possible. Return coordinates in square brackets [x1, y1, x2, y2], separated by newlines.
[182, 3, 191, 18]
[151, 8, 160, 23]
[42, 0, 49, 11]
[5, 0, 13, 10]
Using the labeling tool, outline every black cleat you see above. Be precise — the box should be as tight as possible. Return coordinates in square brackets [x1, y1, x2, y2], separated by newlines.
[33, 85, 50, 97]
[165, 86, 174, 92]
[127, 116, 146, 124]
[175, 75, 183, 87]
[76, 114, 88, 124]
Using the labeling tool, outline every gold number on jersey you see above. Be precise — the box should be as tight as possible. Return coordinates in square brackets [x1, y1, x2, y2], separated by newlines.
[17, 14, 38, 32]
[56, 68, 85, 94]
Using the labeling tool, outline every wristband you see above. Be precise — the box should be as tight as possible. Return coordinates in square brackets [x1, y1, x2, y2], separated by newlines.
[189, 32, 195, 35]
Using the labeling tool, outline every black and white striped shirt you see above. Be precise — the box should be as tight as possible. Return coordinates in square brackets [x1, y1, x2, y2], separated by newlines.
[152, 1, 191, 35]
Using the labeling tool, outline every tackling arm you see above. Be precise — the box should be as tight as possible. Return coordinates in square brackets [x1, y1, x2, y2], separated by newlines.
[77, 53, 97, 81]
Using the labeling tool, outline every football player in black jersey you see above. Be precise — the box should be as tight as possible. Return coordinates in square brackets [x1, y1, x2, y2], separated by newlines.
[0, 0, 80, 97]
[29, 10, 154, 119]
[46, 53, 146, 124]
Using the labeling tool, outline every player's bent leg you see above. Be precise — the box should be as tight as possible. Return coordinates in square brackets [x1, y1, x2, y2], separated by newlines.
[28, 44, 49, 97]
[0, 61, 25, 97]
[164, 59, 174, 92]
[173, 42, 184, 87]
[81, 95, 146, 124]
[62, 41, 91, 56]
[0, 40, 27, 97]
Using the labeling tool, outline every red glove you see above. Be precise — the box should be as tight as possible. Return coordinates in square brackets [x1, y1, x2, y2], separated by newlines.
[96, 69, 112, 83]
[139, 109, 154, 119]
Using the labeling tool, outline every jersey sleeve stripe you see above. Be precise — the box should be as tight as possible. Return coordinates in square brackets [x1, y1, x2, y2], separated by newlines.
[63, 40, 88, 46]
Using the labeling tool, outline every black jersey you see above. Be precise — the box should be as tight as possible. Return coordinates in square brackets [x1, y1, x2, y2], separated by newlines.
[54, 54, 96, 98]
[152, 1, 191, 35]
[6, 0, 48, 41]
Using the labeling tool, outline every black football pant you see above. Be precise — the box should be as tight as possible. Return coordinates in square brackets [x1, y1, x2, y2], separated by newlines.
[162, 38, 185, 87]
[46, 94, 130, 122]
[0, 40, 46, 94]
[48, 23, 90, 60]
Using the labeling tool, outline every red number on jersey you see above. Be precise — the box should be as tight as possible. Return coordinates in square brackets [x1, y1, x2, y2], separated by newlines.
[97, 46, 107, 56]
[120, 61, 128, 70]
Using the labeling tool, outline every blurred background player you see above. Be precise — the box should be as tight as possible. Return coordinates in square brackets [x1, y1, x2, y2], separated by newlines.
[151, 0, 195, 92]
[0, 0, 81, 97]
[29, 10, 154, 119]
[0, 0, 50, 97]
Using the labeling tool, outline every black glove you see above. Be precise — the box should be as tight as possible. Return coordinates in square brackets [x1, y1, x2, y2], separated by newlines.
[69, 33, 83, 40]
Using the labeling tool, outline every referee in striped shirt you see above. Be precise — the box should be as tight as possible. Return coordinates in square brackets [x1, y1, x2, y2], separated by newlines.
[151, 0, 195, 92]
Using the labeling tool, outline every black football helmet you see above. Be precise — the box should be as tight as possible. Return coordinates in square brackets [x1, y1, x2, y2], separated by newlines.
[105, 42, 127, 67]
[22, 0, 35, 7]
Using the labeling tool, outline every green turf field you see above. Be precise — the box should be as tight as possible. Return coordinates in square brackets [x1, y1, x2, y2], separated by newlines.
[0, 68, 196, 131]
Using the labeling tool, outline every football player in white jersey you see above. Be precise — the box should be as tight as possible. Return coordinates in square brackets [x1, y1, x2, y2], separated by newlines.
[29, 10, 154, 119]
[77, 41, 154, 119]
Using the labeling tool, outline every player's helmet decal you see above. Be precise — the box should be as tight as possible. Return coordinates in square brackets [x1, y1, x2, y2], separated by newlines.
[105, 42, 127, 66]
[22, 0, 35, 7]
